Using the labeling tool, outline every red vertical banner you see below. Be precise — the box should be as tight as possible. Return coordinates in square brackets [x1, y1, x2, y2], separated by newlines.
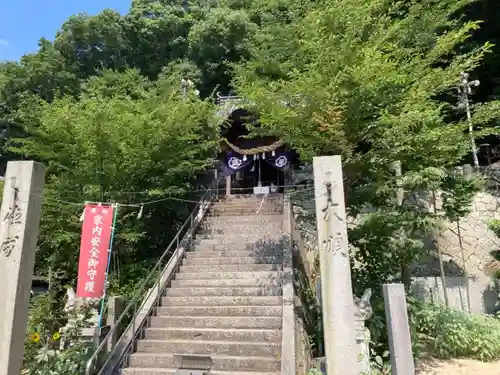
[76, 204, 114, 298]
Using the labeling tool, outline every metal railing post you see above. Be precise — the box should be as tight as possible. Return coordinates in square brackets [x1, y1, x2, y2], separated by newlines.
[215, 169, 219, 200]
[176, 234, 180, 272]
[157, 268, 161, 306]
[132, 300, 136, 335]
[190, 213, 194, 249]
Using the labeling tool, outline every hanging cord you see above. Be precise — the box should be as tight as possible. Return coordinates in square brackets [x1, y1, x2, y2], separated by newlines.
[27, 183, 316, 208]
[31, 182, 313, 196]
[223, 138, 285, 155]
[97, 204, 119, 329]
[255, 195, 266, 214]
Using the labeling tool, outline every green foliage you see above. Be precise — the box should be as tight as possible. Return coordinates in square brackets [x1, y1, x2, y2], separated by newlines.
[0, 0, 288, 299]
[488, 219, 500, 239]
[349, 208, 436, 294]
[23, 293, 94, 374]
[235, 0, 494, 160]
[409, 299, 500, 361]
[234, 0, 498, 300]
[187, 8, 258, 95]
[369, 351, 391, 375]
[10, 73, 219, 284]
[487, 220, 500, 279]
[293, 268, 322, 356]
[441, 173, 484, 222]
[306, 368, 323, 375]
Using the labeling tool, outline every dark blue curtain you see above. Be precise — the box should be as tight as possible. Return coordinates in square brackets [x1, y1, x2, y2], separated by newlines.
[219, 152, 252, 177]
[264, 151, 290, 170]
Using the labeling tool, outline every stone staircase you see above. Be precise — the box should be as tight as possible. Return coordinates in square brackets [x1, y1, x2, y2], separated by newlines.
[122, 195, 287, 375]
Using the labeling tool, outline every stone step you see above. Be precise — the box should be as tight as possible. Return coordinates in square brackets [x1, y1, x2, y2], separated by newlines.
[207, 208, 283, 216]
[204, 215, 282, 224]
[128, 353, 281, 372]
[195, 236, 283, 244]
[180, 264, 281, 273]
[207, 212, 283, 218]
[165, 287, 282, 297]
[136, 339, 281, 357]
[123, 369, 280, 375]
[149, 316, 282, 329]
[210, 204, 283, 211]
[124, 369, 279, 375]
[197, 228, 282, 236]
[156, 305, 282, 317]
[198, 221, 283, 230]
[170, 278, 281, 288]
[194, 242, 284, 252]
[186, 250, 282, 258]
[183, 256, 282, 266]
[161, 296, 282, 306]
[143, 327, 282, 342]
[219, 193, 282, 198]
[214, 197, 282, 205]
[174, 271, 282, 280]
[210, 200, 283, 211]
[194, 235, 283, 244]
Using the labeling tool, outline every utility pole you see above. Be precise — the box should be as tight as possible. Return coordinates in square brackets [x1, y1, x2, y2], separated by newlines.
[458, 72, 480, 169]
[313, 155, 357, 375]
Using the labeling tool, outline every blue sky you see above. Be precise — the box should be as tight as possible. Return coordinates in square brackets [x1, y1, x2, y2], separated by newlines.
[0, 0, 131, 61]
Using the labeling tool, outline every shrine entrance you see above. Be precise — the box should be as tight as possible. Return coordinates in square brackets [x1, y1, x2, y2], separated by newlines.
[218, 107, 290, 196]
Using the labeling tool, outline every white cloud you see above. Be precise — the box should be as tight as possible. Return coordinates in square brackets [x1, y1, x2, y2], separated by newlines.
[0, 39, 10, 48]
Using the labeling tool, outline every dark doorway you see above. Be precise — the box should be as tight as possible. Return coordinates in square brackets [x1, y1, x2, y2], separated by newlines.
[257, 159, 285, 192]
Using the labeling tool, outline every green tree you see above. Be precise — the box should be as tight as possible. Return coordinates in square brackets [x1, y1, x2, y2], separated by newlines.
[11, 72, 219, 289]
[187, 7, 258, 95]
[54, 10, 130, 78]
[230, 0, 500, 302]
[124, 2, 194, 79]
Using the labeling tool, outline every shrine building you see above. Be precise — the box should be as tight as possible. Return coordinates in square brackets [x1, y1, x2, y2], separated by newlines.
[215, 94, 302, 196]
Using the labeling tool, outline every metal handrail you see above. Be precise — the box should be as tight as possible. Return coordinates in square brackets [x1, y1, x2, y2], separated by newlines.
[84, 176, 219, 375]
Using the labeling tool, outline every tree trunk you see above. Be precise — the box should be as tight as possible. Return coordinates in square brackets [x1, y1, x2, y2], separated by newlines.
[457, 219, 472, 312]
[394, 161, 412, 292]
[432, 191, 450, 307]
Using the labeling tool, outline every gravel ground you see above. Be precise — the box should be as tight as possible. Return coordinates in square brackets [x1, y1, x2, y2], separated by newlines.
[416, 357, 500, 375]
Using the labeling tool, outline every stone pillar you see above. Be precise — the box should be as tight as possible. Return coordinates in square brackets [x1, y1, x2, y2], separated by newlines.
[107, 296, 125, 352]
[355, 319, 371, 375]
[383, 283, 415, 375]
[225, 175, 231, 197]
[0, 161, 45, 375]
[313, 155, 357, 375]
[60, 297, 100, 348]
[354, 289, 373, 375]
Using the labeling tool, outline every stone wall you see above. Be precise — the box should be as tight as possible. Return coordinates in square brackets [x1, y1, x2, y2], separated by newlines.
[414, 189, 500, 313]
[290, 198, 319, 366]
[411, 276, 499, 314]
[428, 191, 500, 277]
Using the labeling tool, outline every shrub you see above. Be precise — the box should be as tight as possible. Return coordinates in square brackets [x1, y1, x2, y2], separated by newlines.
[410, 299, 500, 361]
[23, 293, 95, 375]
